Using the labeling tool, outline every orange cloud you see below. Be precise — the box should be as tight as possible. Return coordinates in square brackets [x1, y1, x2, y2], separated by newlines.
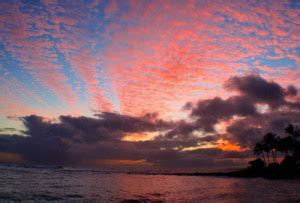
[216, 139, 246, 152]
[122, 131, 160, 142]
[182, 138, 246, 152]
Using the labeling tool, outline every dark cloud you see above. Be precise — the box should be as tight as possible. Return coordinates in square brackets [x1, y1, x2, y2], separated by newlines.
[182, 102, 193, 111]
[0, 112, 249, 170]
[164, 120, 198, 139]
[0, 134, 26, 153]
[189, 96, 257, 132]
[286, 101, 300, 110]
[226, 120, 262, 147]
[226, 111, 300, 148]
[285, 85, 298, 97]
[174, 74, 300, 150]
[22, 113, 172, 144]
[181, 74, 299, 137]
[162, 94, 257, 139]
[0, 113, 173, 166]
[224, 74, 286, 108]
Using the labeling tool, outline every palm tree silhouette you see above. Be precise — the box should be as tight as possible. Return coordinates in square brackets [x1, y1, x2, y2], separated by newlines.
[285, 124, 300, 159]
[253, 142, 266, 163]
[276, 136, 293, 156]
[262, 133, 278, 164]
[253, 124, 300, 166]
[285, 124, 295, 136]
[252, 124, 299, 178]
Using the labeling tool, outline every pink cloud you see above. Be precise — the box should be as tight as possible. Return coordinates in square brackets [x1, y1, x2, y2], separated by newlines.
[0, 0, 298, 120]
[0, 1, 77, 106]
[104, 0, 119, 19]
[99, 0, 299, 119]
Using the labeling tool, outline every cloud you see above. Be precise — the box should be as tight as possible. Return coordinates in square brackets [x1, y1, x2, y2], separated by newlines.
[190, 96, 257, 132]
[224, 74, 286, 108]
[1, 74, 298, 170]
[1, 0, 299, 120]
[0, 113, 174, 166]
[104, 0, 119, 19]
[224, 74, 300, 110]
[1, 0, 299, 171]
[226, 110, 300, 148]
[226, 120, 262, 148]
[177, 74, 300, 147]
[100, 0, 300, 118]
[285, 85, 298, 97]
[0, 111, 250, 170]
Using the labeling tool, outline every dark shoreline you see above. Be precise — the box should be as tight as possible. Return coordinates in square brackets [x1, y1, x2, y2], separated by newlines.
[2, 163, 299, 180]
[127, 169, 300, 180]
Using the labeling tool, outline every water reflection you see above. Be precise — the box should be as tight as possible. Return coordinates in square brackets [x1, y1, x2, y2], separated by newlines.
[0, 166, 300, 202]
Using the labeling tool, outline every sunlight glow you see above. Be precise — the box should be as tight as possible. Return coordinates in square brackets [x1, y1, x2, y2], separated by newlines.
[182, 139, 246, 152]
[122, 131, 160, 142]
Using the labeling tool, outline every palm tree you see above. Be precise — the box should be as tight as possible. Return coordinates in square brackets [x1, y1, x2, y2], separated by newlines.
[285, 124, 300, 159]
[276, 136, 293, 156]
[274, 136, 281, 163]
[285, 124, 295, 136]
[263, 133, 278, 164]
[252, 124, 299, 167]
[263, 142, 271, 165]
[253, 142, 266, 163]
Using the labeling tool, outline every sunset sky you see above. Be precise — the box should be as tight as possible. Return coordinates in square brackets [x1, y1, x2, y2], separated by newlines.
[0, 0, 299, 171]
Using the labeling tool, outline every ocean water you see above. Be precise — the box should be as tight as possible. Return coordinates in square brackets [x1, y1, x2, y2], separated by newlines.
[0, 166, 300, 202]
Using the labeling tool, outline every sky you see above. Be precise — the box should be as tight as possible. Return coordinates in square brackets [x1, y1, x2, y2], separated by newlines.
[0, 0, 299, 171]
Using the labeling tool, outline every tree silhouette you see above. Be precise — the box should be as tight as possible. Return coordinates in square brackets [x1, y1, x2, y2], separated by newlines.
[253, 124, 300, 166]
[285, 124, 300, 158]
[250, 124, 299, 178]
[276, 136, 293, 156]
[253, 142, 265, 163]
[285, 124, 295, 136]
[262, 133, 278, 164]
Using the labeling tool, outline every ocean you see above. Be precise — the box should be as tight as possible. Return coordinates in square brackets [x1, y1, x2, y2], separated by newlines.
[0, 165, 300, 202]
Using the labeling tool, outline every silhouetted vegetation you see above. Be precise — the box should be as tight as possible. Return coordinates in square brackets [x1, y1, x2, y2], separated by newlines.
[247, 124, 300, 179]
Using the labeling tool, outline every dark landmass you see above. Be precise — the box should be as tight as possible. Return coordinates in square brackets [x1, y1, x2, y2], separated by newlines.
[128, 156, 300, 180]
[128, 155, 300, 180]
[1, 161, 299, 180]
[127, 166, 300, 180]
